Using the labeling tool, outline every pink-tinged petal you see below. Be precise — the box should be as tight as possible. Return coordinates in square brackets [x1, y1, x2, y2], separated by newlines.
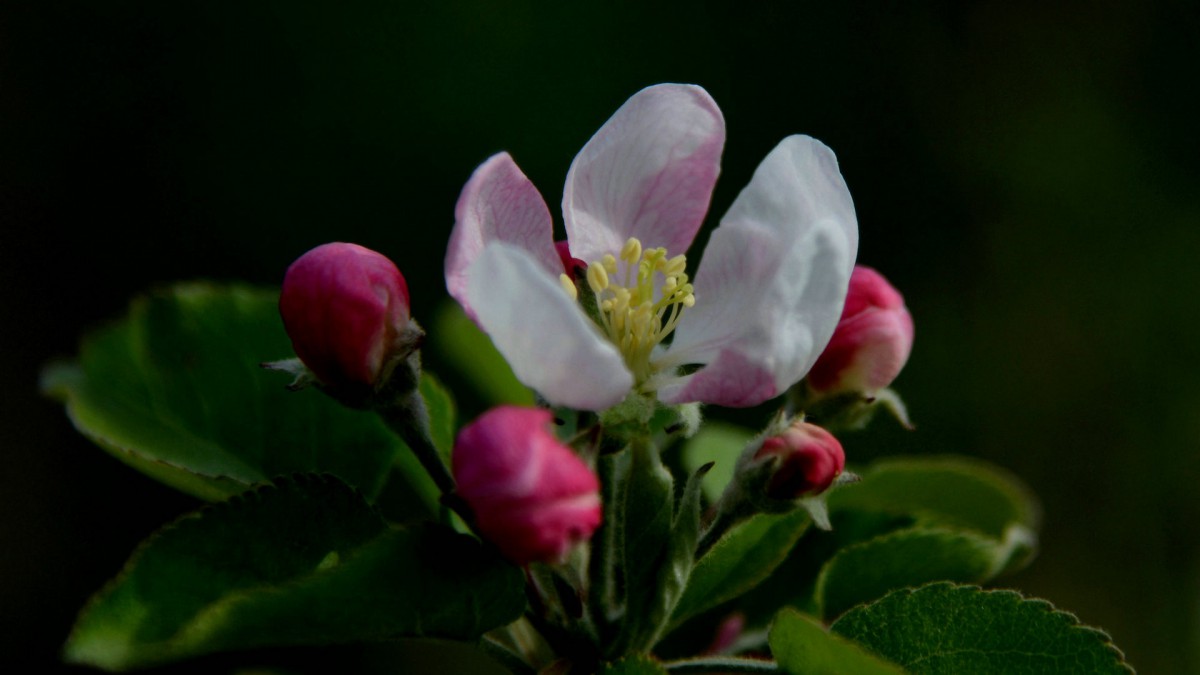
[563, 84, 725, 264]
[658, 348, 776, 407]
[663, 136, 858, 406]
[467, 243, 633, 411]
[447, 152, 562, 321]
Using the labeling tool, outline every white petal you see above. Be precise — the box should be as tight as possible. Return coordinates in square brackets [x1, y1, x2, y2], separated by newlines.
[447, 152, 562, 321]
[662, 135, 858, 406]
[467, 243, 633, 411]
[563, 84, 725, 265]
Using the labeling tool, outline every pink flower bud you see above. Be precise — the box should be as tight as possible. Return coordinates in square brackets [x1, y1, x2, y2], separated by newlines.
[755, 421, 845, 499]
[452, 406, 602, 565]
[279, 242, 411, 389]
[807, 265, 914, 396]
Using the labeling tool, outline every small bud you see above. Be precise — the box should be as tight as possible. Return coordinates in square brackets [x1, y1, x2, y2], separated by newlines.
[452, 406, 602, 566]
[278, 242, 414, 392]
[808, 266, 914, 396]
[755, 421, 845, 499]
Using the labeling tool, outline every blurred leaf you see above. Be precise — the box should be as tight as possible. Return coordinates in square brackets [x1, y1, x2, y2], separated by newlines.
[828, 457, 1040, 540]
[832, 583, 1133, 674]
[598, 655, 668, 674]
[769, 608, 904, 675]
[418, 371, 457, 461]
[679, 422, 755, 503]
[42, 283, 405, 501]
[432, 301, 534, 406]
[669, 509, 810, 631]
[64, 474, 525, 671]
[815, 527, 1002, 619]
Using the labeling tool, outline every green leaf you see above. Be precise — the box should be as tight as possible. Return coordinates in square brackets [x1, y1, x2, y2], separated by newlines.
[828, 456, 1039, 575]
[769, 608, 904, 675]
[815, 527, 1004, 619]
[64, 474, 525, 671]
[833, 583, 1133, 674]
[679, 422, 756, 503]
[42, 283, 406, 501]
[828, 456, 1039, 539]
[599, 655, 669, 674]
[431, 301, 534, 406]
[669, 509, 810, 631]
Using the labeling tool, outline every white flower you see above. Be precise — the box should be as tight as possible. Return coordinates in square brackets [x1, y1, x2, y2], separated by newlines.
[445, 84, 858, 411]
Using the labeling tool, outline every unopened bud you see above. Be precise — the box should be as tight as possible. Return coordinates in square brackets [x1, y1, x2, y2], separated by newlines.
[279, 242, 415, 392]
[755, 421, 845, 499]
[808, 266, 913, 396]
[452, 406, 602, 566]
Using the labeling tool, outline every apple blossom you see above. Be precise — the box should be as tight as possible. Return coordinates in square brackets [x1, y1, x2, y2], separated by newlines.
[446, 84, 858, 411]
[806, 265, 914, 396]
[452, 406, 602, 566]
[279, 242, 413, 390]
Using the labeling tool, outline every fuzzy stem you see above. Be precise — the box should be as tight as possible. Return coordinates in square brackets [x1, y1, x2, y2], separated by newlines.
[662, 656, 781, 673]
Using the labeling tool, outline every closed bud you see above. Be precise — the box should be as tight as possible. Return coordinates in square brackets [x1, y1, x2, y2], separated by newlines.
[278, 242, 416, 393]
[754, 421, 845, 499]
[808, 265, 914, 396]
[452, 406, 602, 566]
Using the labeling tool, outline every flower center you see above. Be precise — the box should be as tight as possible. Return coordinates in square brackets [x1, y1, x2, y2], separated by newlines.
[560, 237, 695, 386]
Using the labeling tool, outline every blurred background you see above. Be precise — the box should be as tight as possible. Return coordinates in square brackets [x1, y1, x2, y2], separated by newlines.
[3, 1, 1198, 672]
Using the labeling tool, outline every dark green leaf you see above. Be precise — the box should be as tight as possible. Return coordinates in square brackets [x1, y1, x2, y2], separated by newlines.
[815, 527, 1003, 619]
[828, 457, 1039, 575]
[833, 583, 1133, 674]
[431, 301, 534, 406]
[828, 457, 1039, 539]
[64, 474, 525, 671]
[42, 284, 406, 501]
[769, 608, 904, 675]
[669, 509, 810, 631]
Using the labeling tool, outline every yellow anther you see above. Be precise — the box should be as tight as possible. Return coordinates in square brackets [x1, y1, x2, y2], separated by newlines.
[602, 254, 618, 274]
[559, 273, 578, 300]
[621, 237, 643, 263]
[665, 255, 687, 277]
[683, 294, 696, 308]
[587, 264, 609, 293]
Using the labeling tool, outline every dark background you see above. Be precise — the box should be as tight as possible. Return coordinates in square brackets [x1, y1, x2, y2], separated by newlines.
[3, 1, 1198, 672]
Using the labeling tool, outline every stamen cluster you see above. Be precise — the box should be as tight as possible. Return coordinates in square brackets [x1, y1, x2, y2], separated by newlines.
[574, 237, 695, 386]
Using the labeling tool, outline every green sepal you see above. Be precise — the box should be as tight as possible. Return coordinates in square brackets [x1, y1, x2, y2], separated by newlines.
[832, 583, 1134, 673]
[610, 440, 674, 657]
[63, 474, 525, 671]
[639, 462, 711, 650]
